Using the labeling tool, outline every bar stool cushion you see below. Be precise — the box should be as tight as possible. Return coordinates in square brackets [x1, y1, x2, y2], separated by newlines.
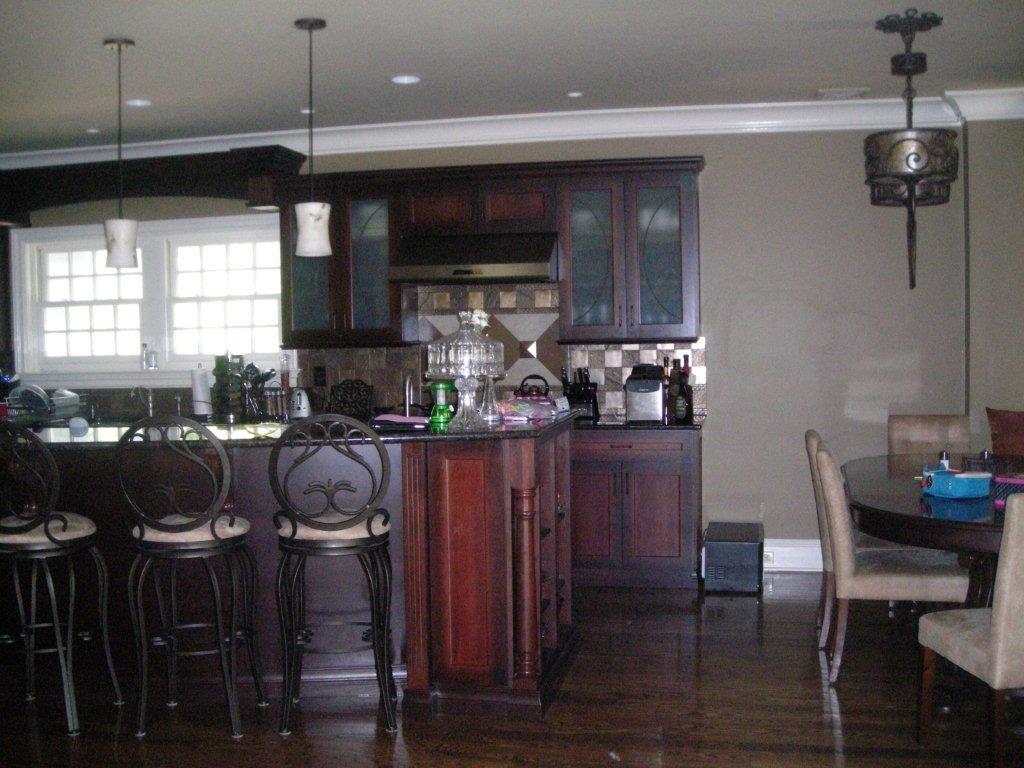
[132, 514, 250, 544]
[278, 513, 389, 542]
[0, 513, 96, 547]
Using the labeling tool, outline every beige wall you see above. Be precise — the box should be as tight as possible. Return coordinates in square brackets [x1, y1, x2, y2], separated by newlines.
[317, 131, 968, 539]
[966, 120, 1024, 446]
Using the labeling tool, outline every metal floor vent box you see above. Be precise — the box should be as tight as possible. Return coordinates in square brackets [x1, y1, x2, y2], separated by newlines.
[701, 522, 764, 593]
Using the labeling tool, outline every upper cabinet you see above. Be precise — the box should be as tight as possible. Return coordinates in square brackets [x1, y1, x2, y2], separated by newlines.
[279, 181, 404, 348]
[275, 158, 701, 349]
[403, 179, 555, 236]
[558, 168, 700, 343]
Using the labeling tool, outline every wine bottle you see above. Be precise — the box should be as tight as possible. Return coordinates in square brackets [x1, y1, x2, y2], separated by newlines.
[680, 354, 694, 424]
[669, 359, 683, 423]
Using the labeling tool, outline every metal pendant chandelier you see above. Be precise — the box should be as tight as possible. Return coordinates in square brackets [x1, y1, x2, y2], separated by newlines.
[293, 18, 331, 258]
[103, 36, 139, 269]
[864, 8, 959, 289]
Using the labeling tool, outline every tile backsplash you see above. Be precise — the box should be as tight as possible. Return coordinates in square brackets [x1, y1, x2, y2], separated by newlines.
[297, 282, 709, 419]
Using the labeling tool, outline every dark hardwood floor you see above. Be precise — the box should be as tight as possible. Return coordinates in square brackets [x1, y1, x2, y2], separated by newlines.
[1, 573, 1018, 767]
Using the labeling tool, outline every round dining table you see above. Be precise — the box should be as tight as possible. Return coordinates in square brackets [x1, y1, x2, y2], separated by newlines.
[842, 453, 1021, 606]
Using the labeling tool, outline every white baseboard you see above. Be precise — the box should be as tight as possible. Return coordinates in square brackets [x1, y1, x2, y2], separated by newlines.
[763, 538, 822, 573]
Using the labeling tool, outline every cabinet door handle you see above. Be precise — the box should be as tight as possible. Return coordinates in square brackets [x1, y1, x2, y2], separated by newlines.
[623, 473, 630, 496]
[617, 304, 622, 326]
[629, 305, 635, 326]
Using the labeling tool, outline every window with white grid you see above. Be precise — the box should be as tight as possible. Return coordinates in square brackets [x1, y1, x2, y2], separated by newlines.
[169, 239, 281, 358]
[11, 214, 281, 385]
[41, 246, 143, 359]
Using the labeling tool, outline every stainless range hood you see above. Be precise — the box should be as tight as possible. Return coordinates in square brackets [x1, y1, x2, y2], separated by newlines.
[390, 232, 558, 284]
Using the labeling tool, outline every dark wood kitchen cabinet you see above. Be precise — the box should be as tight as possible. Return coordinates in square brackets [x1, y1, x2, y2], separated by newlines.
[278, 183, 405, 348]
[558, 167, 701, 342]
[571, 428, 701, 587]
[403, 179, 555, 235]
[272, 157, 702, 348]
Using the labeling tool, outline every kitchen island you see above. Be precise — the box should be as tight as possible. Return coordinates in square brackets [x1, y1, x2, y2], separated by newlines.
[5, 413, 575, 717]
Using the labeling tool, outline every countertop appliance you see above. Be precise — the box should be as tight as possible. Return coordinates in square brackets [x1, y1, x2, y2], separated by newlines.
[624, 364, 664, 423]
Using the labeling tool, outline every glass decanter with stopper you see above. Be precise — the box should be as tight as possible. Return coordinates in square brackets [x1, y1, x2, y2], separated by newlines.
[425, 310, 504, 432]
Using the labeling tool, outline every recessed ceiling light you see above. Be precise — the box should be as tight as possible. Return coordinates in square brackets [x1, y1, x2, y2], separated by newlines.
[391, 74, 421, 85]
[566, 90, 584, 98]
[125, 98, 152, 108]
[85, 127, 101, 134]
[816, 87, 870, 101]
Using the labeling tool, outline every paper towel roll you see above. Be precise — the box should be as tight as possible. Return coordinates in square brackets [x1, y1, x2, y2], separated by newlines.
[191, 366, 213, 416]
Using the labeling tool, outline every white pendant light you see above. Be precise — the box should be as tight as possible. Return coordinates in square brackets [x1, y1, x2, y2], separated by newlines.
[103, 36, 139, 269]
[293, 18, 331, 258]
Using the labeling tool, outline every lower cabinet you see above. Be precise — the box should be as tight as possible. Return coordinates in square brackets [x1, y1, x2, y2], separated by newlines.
[571, 428, 701, 587]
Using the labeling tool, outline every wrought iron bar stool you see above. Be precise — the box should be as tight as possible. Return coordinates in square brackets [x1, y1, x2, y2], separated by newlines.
[0, 422, 122, 734]
[269, 414, 397, 734]
[118, 416, 268, 738]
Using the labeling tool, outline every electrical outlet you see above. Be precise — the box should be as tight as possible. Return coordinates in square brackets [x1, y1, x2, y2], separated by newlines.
[763, 550, 775, 565]
[313, 365, 327, 386]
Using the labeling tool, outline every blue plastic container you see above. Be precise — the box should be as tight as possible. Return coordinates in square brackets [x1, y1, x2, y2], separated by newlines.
[921, 467, 992, 499]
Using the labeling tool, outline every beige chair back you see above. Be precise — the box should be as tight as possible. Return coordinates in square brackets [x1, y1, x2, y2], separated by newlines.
[887, 414, 970, 455]
[805, 430, 833, 572]
[815, 445, 857, 587]
[989, 494, 1024, 690]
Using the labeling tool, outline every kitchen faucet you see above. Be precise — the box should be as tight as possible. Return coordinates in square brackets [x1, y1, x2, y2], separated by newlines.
[403, 374, 415, 417]
[130, 385, 154, 418]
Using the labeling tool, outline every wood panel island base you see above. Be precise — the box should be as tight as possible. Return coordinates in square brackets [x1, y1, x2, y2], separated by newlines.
[9, 414, 577, 724]
[402, 417, 577, 717]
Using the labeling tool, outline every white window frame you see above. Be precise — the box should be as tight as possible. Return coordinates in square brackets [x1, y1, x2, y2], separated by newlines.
[11, 213, 284, 389]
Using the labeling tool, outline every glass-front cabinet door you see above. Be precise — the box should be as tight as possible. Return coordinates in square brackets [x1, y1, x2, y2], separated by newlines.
[281, 198, 338, 347]
[625, 172, 700, 340]
[557, 178, 625, 341]
[345, 196, 398, 337]
[281, 188, 403, 348]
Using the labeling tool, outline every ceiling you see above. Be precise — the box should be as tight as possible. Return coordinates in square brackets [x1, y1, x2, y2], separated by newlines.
[1, 1, 1022, 157]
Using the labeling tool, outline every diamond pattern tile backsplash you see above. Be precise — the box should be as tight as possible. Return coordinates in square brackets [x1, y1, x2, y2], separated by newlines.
[297, 282, 707, 418]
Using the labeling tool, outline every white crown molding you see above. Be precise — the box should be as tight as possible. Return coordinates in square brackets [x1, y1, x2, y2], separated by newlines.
[944, 88, 1024, 122]
[2, 88, 1021, 170]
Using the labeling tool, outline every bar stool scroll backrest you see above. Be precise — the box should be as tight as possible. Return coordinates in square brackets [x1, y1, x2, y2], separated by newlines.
[0, 422, 65, 545]
[269, 414, 390, 541]
[116, 416, 233, 543]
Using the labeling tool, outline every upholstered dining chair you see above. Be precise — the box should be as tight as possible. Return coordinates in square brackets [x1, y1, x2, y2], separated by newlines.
[269, 415, 397, 735]
[0, 423, 122, 734]
[919, 494, 1024, 768]
[887, 414, 970, 455]
[805, 430, 909, 650]
[815, 444, 969, 683]
[118, 416, 268, 738]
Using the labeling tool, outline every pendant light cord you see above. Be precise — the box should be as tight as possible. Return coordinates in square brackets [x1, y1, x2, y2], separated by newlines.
[307, 26, 315, 202]
[116, 41, 125, 219]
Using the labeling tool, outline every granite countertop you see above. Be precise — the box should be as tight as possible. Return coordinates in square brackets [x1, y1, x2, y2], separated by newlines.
[572, 417, 703, 431]
[34, 411, 576, 449]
